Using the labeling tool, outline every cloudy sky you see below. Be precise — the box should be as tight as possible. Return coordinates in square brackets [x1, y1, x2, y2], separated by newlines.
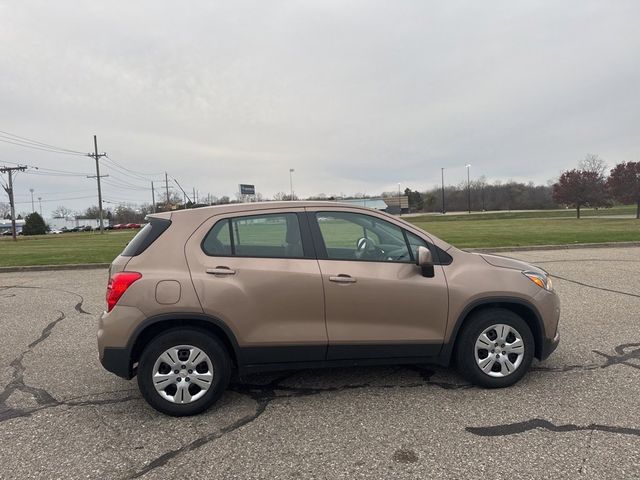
[1, 0, 639, 215]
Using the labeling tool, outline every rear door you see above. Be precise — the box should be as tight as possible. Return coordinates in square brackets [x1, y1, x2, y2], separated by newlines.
[307, 208, 449, 360]
[185, 208, 327, 364]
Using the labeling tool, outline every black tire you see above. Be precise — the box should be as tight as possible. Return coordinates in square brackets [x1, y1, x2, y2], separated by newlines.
[137, 328, 231, 416]
[455, 308, 534, 388]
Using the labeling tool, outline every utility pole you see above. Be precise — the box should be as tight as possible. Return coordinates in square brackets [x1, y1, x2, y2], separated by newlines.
[86, 135, 107, 233]
[289, 168, 295, 200]
[151, 181, 156, 213]
[30, 188, 35, 213]
[192, 187, 196, 206]
[165, 172, 170, 206]
[0, 165, 27, 241]
[38, 197, 42, 217]
[441, 168, 446, 214]
[466, 164, 471, 214]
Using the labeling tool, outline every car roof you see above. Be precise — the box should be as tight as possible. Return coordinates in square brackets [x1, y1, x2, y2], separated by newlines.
[148, 201, 365, 220]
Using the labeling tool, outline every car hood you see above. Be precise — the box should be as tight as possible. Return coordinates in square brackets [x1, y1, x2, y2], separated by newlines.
[478, 253, 543, 273]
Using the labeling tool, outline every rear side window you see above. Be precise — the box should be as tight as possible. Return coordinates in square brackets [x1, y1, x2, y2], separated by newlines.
[201, 219, 232, 256]
[121, 217, 171, 257]
[202, 213, 304, 258]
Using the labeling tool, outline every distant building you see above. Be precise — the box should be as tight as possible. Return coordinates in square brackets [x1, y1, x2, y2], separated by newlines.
[381, 196, 409, 214]
[336, 198, 389, 211]
[0, 219, 26, 235]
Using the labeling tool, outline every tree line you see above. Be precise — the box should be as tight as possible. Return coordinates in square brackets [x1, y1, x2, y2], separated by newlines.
[398, 155, 639, 219]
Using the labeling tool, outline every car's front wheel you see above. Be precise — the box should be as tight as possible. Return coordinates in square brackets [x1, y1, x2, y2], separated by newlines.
[137, 328, 231, 416]
[455, 308, 534, 388]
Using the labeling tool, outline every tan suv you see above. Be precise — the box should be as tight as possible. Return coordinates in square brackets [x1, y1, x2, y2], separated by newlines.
[98, 202, 560, 416]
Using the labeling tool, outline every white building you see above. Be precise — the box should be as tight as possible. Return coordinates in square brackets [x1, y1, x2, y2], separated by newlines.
[0, 219, 26, 234]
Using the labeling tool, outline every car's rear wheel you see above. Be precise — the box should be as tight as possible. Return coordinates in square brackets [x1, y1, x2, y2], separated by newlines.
[137, 328, 231, 416]
[455, 308, 534, 388]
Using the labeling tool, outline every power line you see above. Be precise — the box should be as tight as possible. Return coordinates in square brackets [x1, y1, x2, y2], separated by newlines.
[0, 130, 86, 154]
[103, 155, 164, 180]
[13, 189, 95, 198]
[13, 195, 97, 204]
[0, 136, 87, 156]
[24, 169, 91, 177]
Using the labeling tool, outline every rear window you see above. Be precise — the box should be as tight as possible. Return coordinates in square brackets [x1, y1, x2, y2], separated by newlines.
[202, 213, 304, 258]
[121, 217, 171, 256]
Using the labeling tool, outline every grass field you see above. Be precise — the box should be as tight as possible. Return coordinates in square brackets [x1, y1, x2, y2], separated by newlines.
[0, 230, 137, 267]
[0, 207, 638, 267]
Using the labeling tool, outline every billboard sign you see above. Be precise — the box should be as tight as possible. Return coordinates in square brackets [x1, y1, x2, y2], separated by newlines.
[239, 184, 256, 195]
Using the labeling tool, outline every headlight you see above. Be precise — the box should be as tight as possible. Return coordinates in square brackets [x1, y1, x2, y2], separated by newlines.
[523, 270, 553, 291]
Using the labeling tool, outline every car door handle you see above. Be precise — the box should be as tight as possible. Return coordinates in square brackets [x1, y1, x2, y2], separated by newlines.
[329, 274, 357, 284]
[206, 267, 236, 276]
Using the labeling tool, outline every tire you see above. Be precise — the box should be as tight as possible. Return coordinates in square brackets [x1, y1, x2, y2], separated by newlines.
[455, 308, 534, 388]
[137, 328, 231, 416]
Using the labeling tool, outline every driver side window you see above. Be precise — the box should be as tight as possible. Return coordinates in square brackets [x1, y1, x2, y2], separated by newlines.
[315, 212, 412, 262]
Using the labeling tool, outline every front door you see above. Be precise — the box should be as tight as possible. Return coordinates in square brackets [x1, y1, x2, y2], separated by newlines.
[307, 209, 449, 360]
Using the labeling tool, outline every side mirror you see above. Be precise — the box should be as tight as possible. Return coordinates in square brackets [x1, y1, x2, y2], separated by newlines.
[416, 246, 435, 278]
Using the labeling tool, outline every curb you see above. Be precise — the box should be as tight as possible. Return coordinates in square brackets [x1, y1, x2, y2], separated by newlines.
[467, 241, 640, 253]
[0, 263, 110, 273]
[1, 242, 638, 272]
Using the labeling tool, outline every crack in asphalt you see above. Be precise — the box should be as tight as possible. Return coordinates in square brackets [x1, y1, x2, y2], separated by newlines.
[549, 274, 640, 298]
[466, 418, 640, 437]
[125, 344, 640, 478]
[0, 284, 131, 422]
[126, 369, 471, 478]
[593, 342, 640, 370]
[0, 284, 92, 314]
[0, 310, 66, 417]
[532, 259, 640, 264]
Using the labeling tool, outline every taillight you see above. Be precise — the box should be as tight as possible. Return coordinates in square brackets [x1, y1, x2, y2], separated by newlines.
[106, 272, 142, 312]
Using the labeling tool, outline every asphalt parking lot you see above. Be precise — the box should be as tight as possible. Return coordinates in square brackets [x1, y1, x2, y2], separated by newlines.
[1, 247, 639, 479]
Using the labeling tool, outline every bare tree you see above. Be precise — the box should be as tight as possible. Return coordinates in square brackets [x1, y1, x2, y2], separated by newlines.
[0, 201, 10, 218]
[273, 192, 298, 201]
[52, 205, 73, 218]
[579, 153, 608, 178]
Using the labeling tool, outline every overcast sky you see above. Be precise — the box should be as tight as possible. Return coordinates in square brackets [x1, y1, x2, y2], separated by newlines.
[1, 0, 639, 216]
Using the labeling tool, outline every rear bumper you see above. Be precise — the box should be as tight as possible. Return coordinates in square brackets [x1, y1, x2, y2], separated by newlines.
[100, 346, 133, 379]
[540, 329, 560, 360]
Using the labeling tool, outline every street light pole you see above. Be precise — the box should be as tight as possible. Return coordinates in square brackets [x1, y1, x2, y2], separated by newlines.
[466, 164, 471, 214]
[38, 197, 42, 217]
[441, 168, 445, 214]
[30, 188, 35, 213]
[289, 168, 295, 200]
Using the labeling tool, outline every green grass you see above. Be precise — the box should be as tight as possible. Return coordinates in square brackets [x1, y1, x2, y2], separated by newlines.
[0, 207, 638, 267]
[0, 230, 137, 267]
[410, 217, 639, 248]
[408, 204, 637, 223]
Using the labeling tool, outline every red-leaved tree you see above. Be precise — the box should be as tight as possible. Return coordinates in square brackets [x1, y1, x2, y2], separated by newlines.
[552, 169, 607, 218]
[607, 161, 640, 219]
